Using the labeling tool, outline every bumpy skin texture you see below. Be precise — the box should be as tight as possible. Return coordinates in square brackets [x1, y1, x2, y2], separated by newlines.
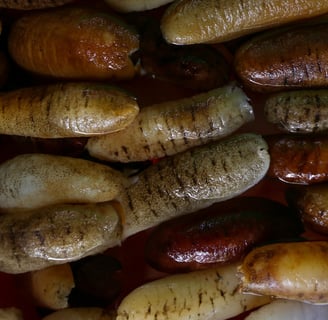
[265, 89, 328, 133]
[0, 82, 139, 138]
[86, 84, 254, 162]
[161, 0, 328, 45]
[267, 134, 328, 184]
[119, 133, 270, 239]
[26, 264, 74, 310]
[116, 263, 271, 320]
[234, 23, 328, 92]
[0, 153, 127, 212]
[238, 241, 328, 304]
[145, 197, 303, 273]
[287, 184, 328, 235]
[134, 14, 230, 91]
[0, 0, 74, 9]
[8, 6, 139, 80]
[0, 202, 122, 273]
